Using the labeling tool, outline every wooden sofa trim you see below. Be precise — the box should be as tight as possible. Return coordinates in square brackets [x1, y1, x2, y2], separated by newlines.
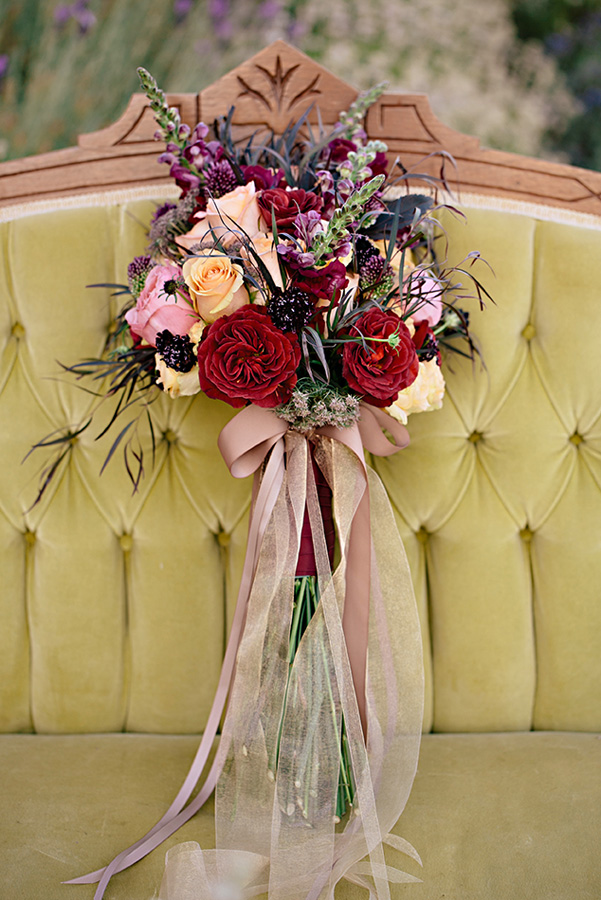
[1, 40, 601, 215]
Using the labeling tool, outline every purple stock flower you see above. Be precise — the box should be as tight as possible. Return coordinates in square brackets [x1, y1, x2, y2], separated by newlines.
[157, 152, 179, 166]
[277, 243, 316, 269]
[294, 210, 324, 245]
[170, 163, 202, 192]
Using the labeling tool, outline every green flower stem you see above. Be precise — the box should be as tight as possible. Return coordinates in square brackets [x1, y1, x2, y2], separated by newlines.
[277, 575, 355, 820]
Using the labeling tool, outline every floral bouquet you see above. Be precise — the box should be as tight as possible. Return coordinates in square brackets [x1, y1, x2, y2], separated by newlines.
[36, 69, 488, 900]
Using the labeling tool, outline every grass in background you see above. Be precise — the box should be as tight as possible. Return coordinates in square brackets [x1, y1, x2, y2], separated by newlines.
[0, 0, 595, 169]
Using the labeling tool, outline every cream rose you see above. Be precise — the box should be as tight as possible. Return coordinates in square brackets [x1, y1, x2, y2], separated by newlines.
[182, 254, 248, 323]
[155, 356, 201, 399]
[176, 182, 261, 250]
[387, 358, 445, 424]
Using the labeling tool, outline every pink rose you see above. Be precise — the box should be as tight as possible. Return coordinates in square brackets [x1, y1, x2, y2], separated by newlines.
[125, 265, 199, 346]
[176, 182, 261, 250]
[404, 273, 443, 326]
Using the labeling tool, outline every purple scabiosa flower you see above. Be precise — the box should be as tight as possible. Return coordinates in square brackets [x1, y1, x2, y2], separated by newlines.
[152, 201, 177, 223]
[205, 159, 238, 198]
[127, 255, 155, 297]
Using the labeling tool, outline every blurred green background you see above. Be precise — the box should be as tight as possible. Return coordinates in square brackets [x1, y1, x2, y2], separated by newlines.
[1, 0, 600, 170]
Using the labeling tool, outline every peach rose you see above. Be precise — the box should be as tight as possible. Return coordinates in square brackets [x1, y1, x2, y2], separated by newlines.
[177, 182, 261, 250]
[182, 254, 248, 323]
[241, 233, 283, 293]
[125, 265, 199, 346]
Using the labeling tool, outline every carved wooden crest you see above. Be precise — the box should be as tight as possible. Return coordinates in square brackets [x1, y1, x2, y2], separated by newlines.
[2, 39, 601, 214]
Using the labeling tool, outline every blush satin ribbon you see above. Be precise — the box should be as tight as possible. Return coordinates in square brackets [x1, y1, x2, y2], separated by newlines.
[65, 403, 409, 899]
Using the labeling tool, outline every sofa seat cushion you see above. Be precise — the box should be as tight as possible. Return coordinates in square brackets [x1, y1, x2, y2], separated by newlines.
[1, 732, 599, 899]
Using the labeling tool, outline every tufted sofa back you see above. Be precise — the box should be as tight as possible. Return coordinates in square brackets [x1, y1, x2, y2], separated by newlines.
[0, 192, 600, 737]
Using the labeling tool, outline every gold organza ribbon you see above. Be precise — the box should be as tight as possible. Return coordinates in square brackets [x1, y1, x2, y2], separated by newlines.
[68, 404, 424, 900]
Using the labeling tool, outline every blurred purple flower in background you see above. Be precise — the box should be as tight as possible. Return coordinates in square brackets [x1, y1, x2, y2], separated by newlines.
[259, 0, 281, 18]
[54, 0, 97, 34]
[209, 0, 232, 41]
[286, 19, 306, 42]
[174, 0, 193, 24]
[0, 55, 9, 83]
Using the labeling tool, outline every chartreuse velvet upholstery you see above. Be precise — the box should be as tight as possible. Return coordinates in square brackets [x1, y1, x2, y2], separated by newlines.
[0, 195, 599, 899]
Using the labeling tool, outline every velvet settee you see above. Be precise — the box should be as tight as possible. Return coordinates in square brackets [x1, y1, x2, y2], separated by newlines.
[0, 42, 599, 900]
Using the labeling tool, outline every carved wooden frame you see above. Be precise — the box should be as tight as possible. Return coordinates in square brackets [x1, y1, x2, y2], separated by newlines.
[2, 39, 601, 215]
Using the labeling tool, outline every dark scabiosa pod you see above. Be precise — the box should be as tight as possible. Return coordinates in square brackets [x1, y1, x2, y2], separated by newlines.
[155, 330, 197, 372]
[268, 287, 315, 332]
[354, 234, 381, 271]
[358, 252, 394, 299]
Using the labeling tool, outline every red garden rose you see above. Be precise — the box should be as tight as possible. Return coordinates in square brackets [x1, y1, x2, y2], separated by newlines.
[257, 188, 323, 231]
[197, 304, 301, 408]
[342, 308, 419, 407]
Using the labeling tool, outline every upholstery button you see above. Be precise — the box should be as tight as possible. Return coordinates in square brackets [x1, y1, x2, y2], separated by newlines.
[520, 526, 534, 543]
[120, 533, 133, 552]
[468, 431, 483, 443]
[163, 429, 177, 444]
[416, 526, 429, 544]
[521, 323, 536, 341]
[24, 529, 36, 546]
[12, 322, 25, 339]
[569, 432, 583, 446]
[217, 531, 230, 548]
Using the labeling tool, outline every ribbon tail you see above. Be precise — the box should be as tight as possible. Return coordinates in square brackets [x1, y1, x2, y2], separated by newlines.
[65, 436, 287, 897]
